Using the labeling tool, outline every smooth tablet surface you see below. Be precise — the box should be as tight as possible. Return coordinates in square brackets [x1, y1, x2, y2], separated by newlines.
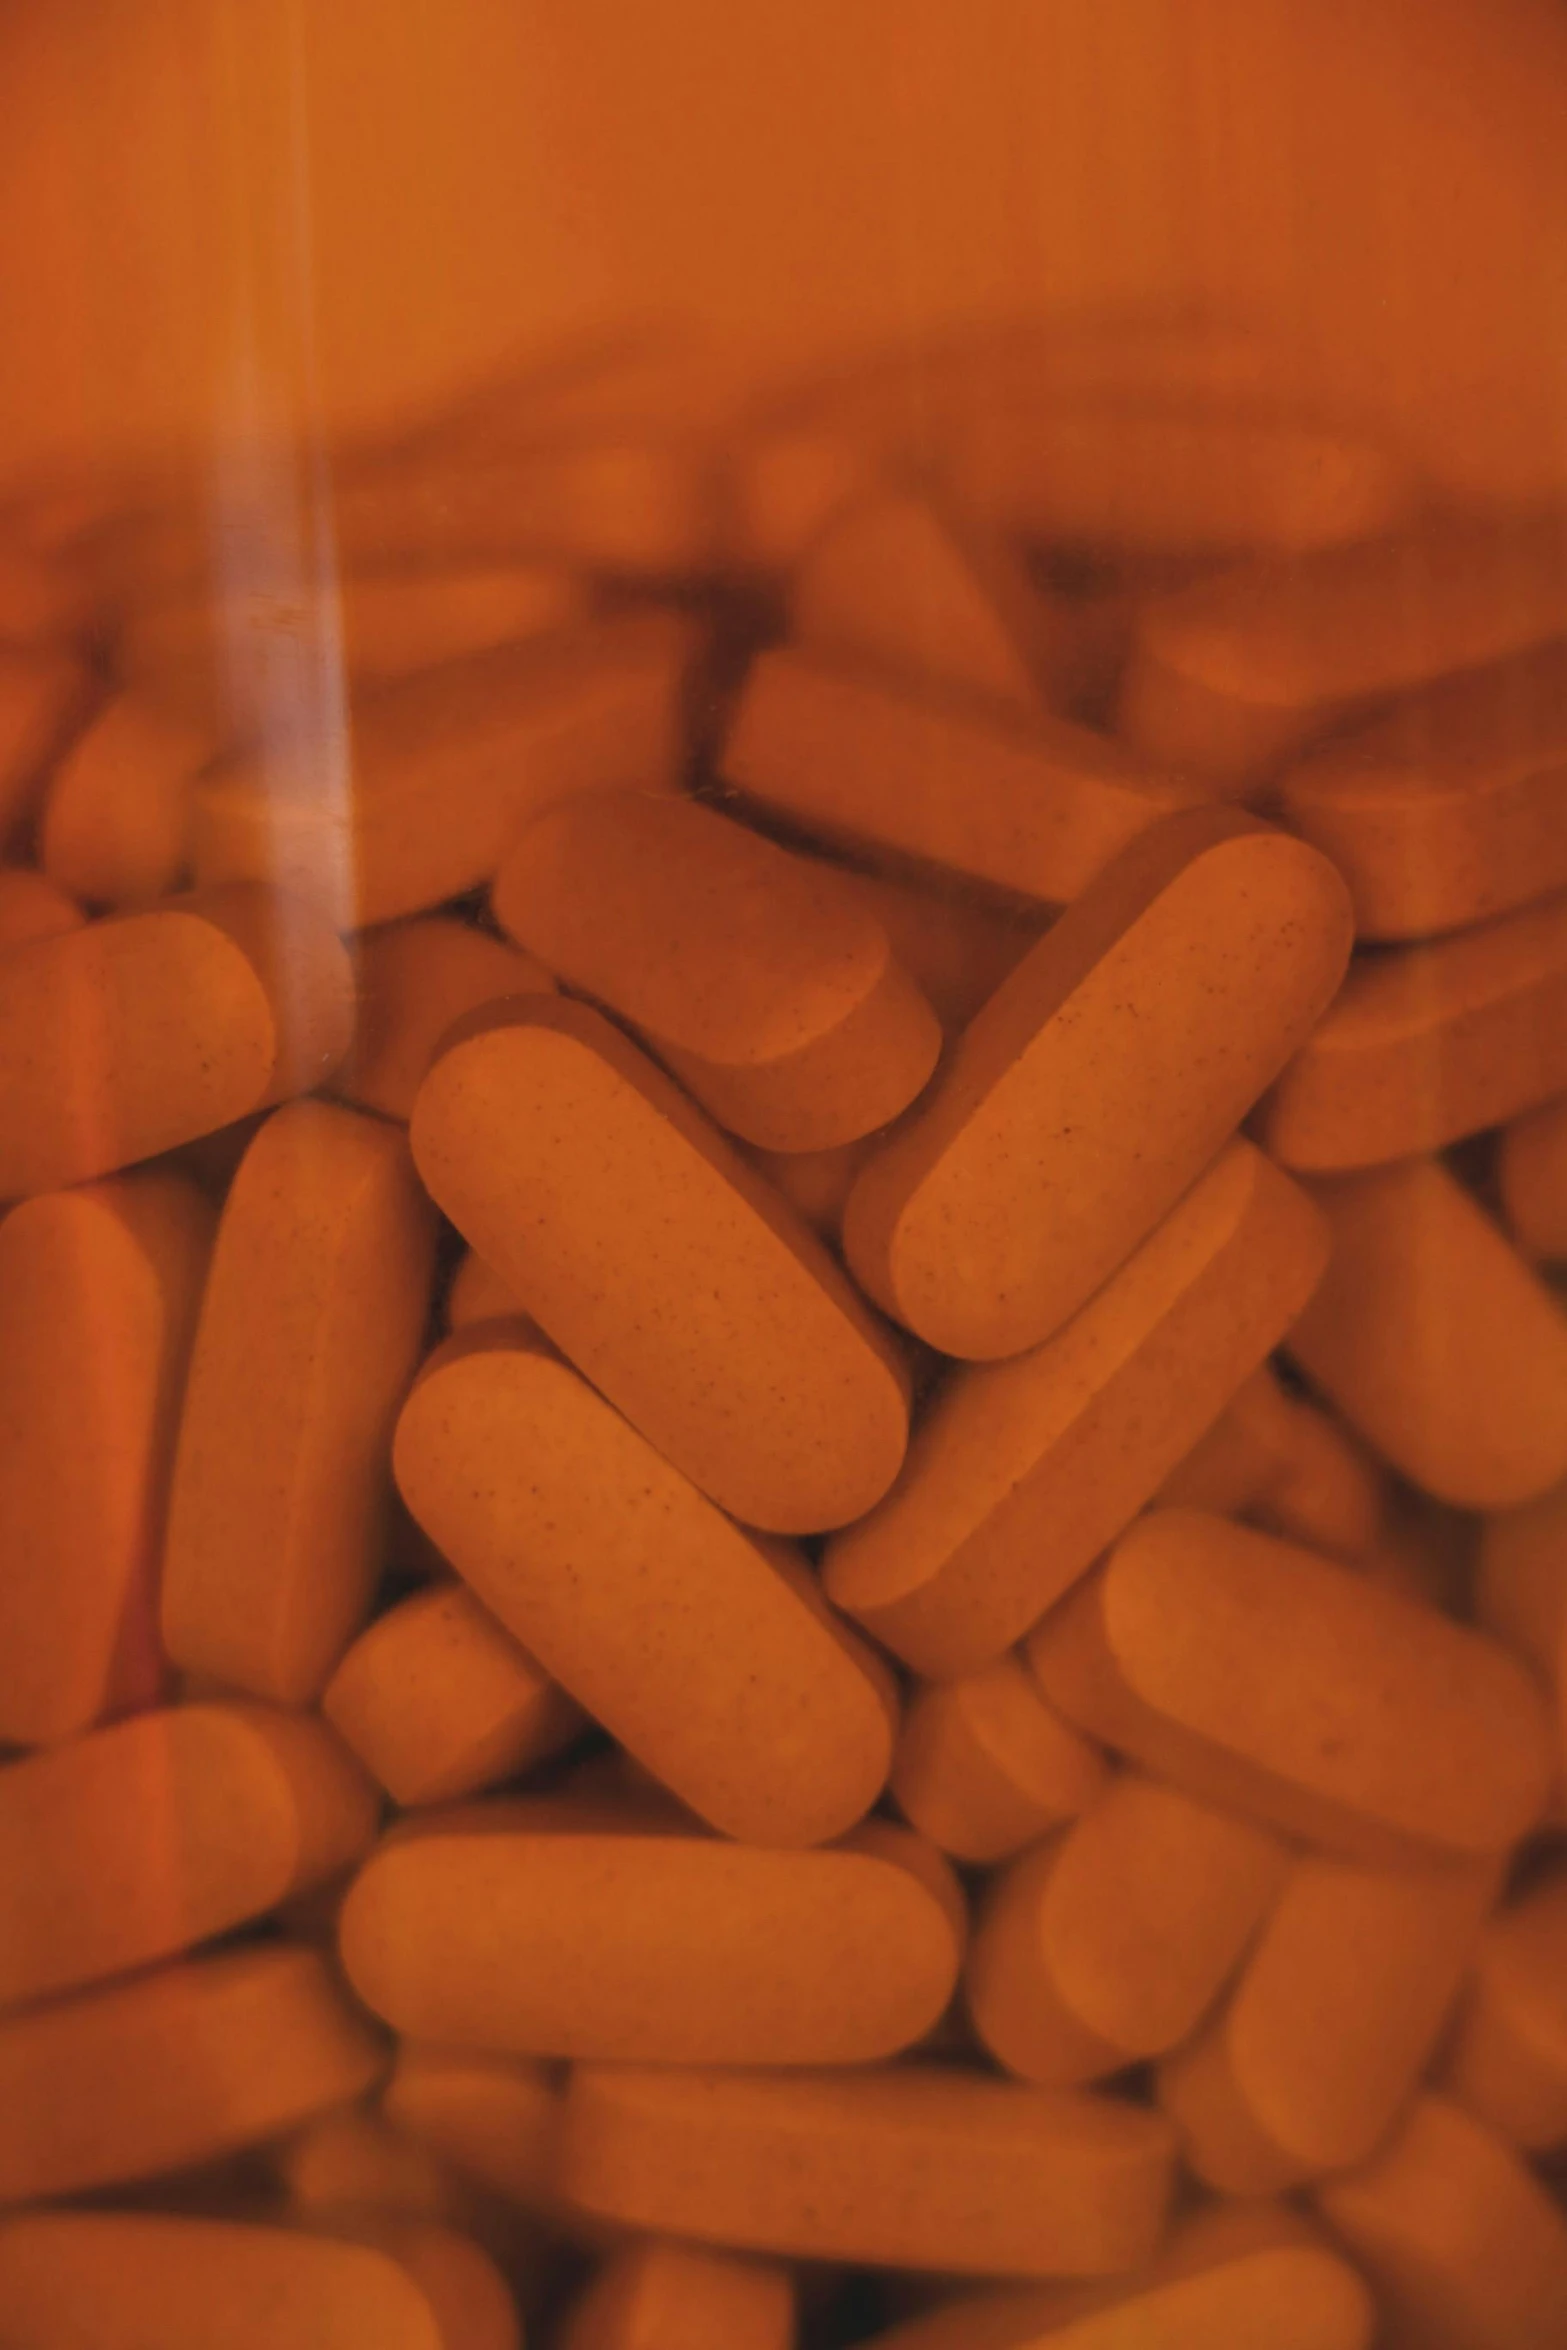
[842, 809, 1349, 1357]
[493, 791, 940, 1150]
[0, 864, 83, 946]
[409, 995, 909, 1532]
[827, 1139, 1329, 1671]
[341, 1803, 962, 2066]
[560, 2062, 1174, 2278]
[334, 916, 555, 1125]
[0, 645, 92, 833]
[0, 1701, 376, 2011]
[0, 1171, 212, 1744]
[393, 1329, 895, 1846]
[1026, 1510, 1551, 1863]
[1442, 1862, 1567, 2148]
[0, 880, 353, 1195]
[384, 2047, 565, 2216]
[1500, 1092, 1567, 1260]
[891, 1656, 1108, 1866]
[1285, 1159, 1567, 1507]
[828, 865, 1045, 1032]
[563, 2238, 794, 2350]
[41, 691, 218, 906]
[164, 1102, 439, 1704]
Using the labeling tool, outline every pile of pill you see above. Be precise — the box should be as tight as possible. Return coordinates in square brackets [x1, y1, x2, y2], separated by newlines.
[5, 316, 1567, 2349]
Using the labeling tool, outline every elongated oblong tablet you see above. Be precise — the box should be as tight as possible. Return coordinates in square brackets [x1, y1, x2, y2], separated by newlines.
[341, 1801, 962, 2066]
[721, 646, 1206, 907]
[1265, 892, 1567, 1168]
[842, 809, 1350, 1357]
[324, 1582, 581, 1808]
[891, 1656, 1108, 1866]
[164, 1102, 438, 1704]
[0, 1944, 384, 2202]
[1158, 1365, 1383, 1562]
[334, 917, 555, 1125]
[0, 644, 93, 832]
[0, 1171, 211, 1744]
[1279, 644, 1567, 940]
[0, 880, 353, 1196]
[1500, 1093, 1567, 1260]
[393, 1329, 894, 1845]
[560, 2063, 1173, 2278]
[967, 1776, 1285, 2088]
[827, 1139, 1329, 1669]
[492, 792, 941, 1150]
[409, 997, 909, 1532]
[1026, 1510, 1551, 1863]
[1441, 1862, 1567, 2149]
[40, 692, 218, 907]
[0, 865, 83, 946]
[1285, 1159, 1567, 1507]
[564, 2239, 794, 2350]
[1122, 515, 1567, 789]
[0, 2213, 519, 2350]
[1318, 2097, 1567, 2350]
[0, 1701, 376, 2011]
[1160, 1851, 1496, 2192]
[384, 2047, 564, 2216]
[194, 615, 694, 929]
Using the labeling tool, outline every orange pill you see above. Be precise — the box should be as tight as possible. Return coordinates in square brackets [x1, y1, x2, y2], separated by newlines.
[1279, 643, 1567, 941]
[0, 1171, 211, 1745]
[0, 864, 83, 946]
[334, 916, 555, 1125]
[1441, 1861, 1567, 2150]
[825, 1139, 1329, 1671]
[0, 1700, 376, 2012]
[727, 421, 870, 571]
[966, 1776, 1285, 2089]
[1159, 1850, 1496, 2193]
[163, 1102, 438, 1705]
[890, 1655, 1108, 1866]
[1478, 1482, 1567, 1781]
[194, 614, 695, 929]
[741, 1139, 871, 1242]
[1026, 1510, 1550, 1864]
[1158, 1365, 1384, 1562]
[409, 997, 909, 1533]
[324, 1582, 581, 1808]
[1285, 1159, 1567, 1507]
[1318, 2096, 1567, 2350]
[341, 1800, 962, 2067]
[40, 692, 219, 907]
[560, 2063, 1174, 2279]
[841, 809, 1349, 1358]
[1499, 1092, 1567, 1261]
[0, 2212, 519, 2350]
[826, 864, 1045, 1032]
[444, 1250, 535, 1334]
[563, 2238, 794, 2350]
[720, 646, 1206, 907]
[0, 880, 354, 1197]
[393, 1328, 895, 1846]
[278, 2107, 472, 2224]
[492, 792, 941, 1151]
[0, 644, 94, 834]
[384, 2046, 564, 2217]
[0, 1943, 384, 2202]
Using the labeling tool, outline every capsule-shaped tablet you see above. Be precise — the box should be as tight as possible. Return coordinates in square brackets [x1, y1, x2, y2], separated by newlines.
[334, 917, 555, 1125]
[1265, 892, 1567, 1169]
[1158, 1365, 1384, 1562]
[194, 614, 694, 929]
[1500, 1093, 1567, 1261]
[790, 489, 1071, 711]
[1122, 514, 1567, 789]
[0, 1944, 384, 2202]
[491, 792, 941, 1151]
[0, 865, 83, 947]
[0, 2212, 518, 2350]
[342, 1800, 962, 2067]
[563, 2239, 794, 2350]
[384, 2047, 564, 2216]
[827, 1139, 1329, 1668]
[853, 2204, 1374, 2350]
[324, 1583, 581, 1808]
[409, 997, 909, 1533]
[1441, 1861, 1567, 2149]
[1478, 1484, 1567, 1779]
[1318, 2096, 1567, 2350]
[40, 692, 219, 907]
[826, 864, 1045, 1033]
[720, 646, 1206, 908]
[890, 1656, 1108, 1866]
[1285, 1159, 1567, 1508]
[0, 644, 93, 832]
[0, 880, 353, 1196]
[1279, 644, 1567, 940]
[445, 1250, 536, 1335]
[1026, 1511, 1551, 1863]
[741, 1139, 871, 1241]
[1160, 1850, 1497, 2192]
[163, 1102, 438, 1705]
[393, 1328, 895, 1845]
[967, 1776, 1285, 2089]
[278, 2108, 472, 2224]
[0, 1701, 376, 2012]
[560, 2062, 1174, 2279]
[0, 1171, 211, 1744]
[842, 809, 1349, 1357]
